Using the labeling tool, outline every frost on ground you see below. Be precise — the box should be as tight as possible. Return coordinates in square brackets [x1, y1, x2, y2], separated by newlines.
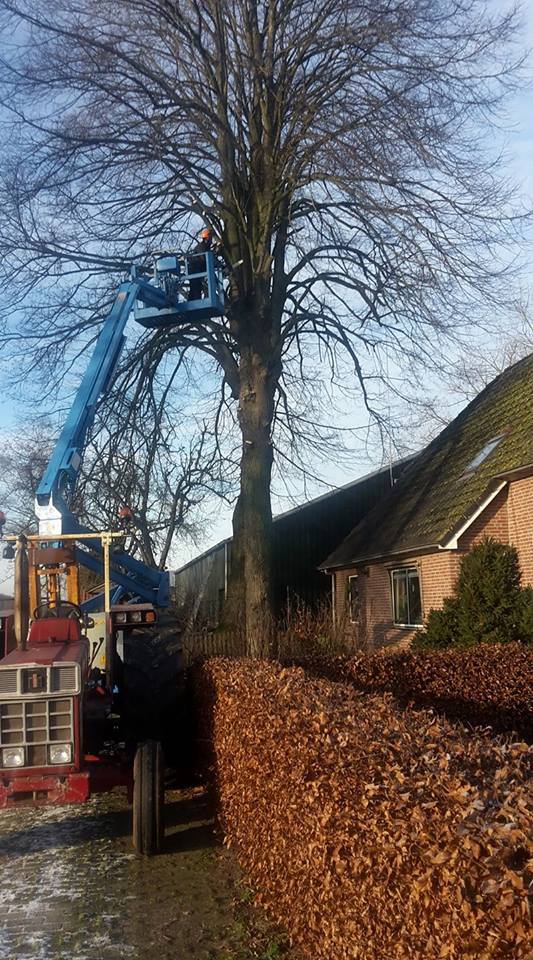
[0, 787, 292, 960]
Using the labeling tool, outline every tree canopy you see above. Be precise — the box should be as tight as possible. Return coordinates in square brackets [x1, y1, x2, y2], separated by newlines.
[0, 0, 526, 651]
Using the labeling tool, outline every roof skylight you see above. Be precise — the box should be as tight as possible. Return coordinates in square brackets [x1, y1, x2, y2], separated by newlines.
[462, 435, 504, 476]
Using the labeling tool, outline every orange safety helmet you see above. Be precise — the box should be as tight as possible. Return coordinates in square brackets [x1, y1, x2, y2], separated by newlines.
[199, 227, 212, 240]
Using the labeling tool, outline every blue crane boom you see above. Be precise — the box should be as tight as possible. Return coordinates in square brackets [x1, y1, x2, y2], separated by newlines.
[34, 251, 224, 608]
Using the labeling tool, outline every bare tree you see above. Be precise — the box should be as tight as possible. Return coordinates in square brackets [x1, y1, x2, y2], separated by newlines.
[438, 301, 533, 402]
[79, 368, 236, 569]
[0, 406, 232, 569]
[0, 424, 54, 533]
[390, 299, 533, 450]
[0, 0, 526, 653]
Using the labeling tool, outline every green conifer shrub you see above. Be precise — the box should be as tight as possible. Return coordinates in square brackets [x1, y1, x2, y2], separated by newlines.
[413, 598, 460, 651]
[520, 587, 533, 641]
[414, 537, 531, 649]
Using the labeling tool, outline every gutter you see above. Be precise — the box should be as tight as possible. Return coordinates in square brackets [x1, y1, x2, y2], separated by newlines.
[322, 475, 512, 570]
[439, 480, 507, 550]
[320, 542, 441, 574]
[493, 462, 533, 483]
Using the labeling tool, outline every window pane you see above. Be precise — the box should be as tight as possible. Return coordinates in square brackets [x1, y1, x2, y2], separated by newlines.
[348, 576, 359, 622]
[392, 568, 422, 626]
[463, 435, 503, 475]
[407, 570, 422, 625]
[392, 572, 408, 624]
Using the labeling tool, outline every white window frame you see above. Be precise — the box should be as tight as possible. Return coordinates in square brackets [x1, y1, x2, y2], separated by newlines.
[347, 574, 360, 623]
[390, 567, 423, 628]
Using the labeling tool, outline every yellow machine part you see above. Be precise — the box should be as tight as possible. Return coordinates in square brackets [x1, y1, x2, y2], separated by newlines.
[28, 541, 80, 614]
[86, 613, 107, 671]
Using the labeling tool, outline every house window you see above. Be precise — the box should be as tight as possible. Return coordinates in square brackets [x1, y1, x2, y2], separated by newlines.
[462, 435, 504, 476]
[347, 575, 360, 622]
[391, 567, 422, 627]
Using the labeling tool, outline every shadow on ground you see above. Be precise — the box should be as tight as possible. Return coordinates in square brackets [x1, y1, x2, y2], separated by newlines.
[0, 785, 295, 960]
[0, 791, 216, 857]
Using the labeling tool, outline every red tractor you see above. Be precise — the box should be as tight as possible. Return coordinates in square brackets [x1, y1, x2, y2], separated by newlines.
[0, 539, 165, 855]
[0, 251, 217, 849]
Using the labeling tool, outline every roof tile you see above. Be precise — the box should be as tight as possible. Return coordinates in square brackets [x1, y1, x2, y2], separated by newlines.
[321, 353, 533, 568]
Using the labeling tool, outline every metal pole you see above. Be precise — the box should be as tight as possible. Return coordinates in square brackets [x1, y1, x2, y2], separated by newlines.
[5, 531, 123, 542]
[103, 534, 111, 619]
[102, 534, 114, 693]
[14, 535, 29, 651]
[6, 528, 123, 674]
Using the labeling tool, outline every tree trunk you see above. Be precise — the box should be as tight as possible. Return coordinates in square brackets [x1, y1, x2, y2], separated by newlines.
[223, 492, 246, 654]
[230, 338, 276, 658]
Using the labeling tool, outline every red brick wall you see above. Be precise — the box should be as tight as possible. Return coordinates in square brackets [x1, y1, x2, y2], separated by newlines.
[508, 476, 533, 586]
[457, 486, 509, 550]
[333, 567, 351, 625]
[334, 551, 461, 652]
[456, 479, 532, 584]
[357, 563, 398, 651]
[332, 476, 533, 651]
[417, 551, 462, 611]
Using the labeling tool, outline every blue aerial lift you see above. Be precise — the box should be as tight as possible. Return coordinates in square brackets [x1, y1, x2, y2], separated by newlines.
[31, 249, 225, 612]
[0, 249, 224, 845]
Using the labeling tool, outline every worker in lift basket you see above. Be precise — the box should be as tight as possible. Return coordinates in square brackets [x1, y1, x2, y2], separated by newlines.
[188, 227, 213, 301]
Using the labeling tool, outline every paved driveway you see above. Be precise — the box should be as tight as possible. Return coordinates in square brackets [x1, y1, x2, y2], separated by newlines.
[0, 788, 289, 960]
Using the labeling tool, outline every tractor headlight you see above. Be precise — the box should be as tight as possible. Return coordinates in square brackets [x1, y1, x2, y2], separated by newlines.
[49, 743, 72, 765]
[2, 746, 24, 768]
[130, 611, 142, 622]
[115, 611, 127, 623]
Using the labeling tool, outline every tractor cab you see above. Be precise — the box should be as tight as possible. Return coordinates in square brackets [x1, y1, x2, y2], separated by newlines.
[27, 600, 86, 646]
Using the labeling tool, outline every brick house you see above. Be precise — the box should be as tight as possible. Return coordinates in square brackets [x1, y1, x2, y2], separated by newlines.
[320, 354, 533, 651]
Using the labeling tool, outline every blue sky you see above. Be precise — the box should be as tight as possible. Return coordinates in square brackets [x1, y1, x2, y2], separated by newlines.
[179, 2, 533, 565]
[0, 2, 532, 578]
[508, 4, 533, 204]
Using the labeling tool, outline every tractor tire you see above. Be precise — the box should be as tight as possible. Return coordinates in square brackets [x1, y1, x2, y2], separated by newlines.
[121, 615, 185, 751]
[132, 739, 164, 855]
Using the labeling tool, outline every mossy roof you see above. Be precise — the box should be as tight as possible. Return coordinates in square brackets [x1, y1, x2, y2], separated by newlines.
[321, 353, 533, 569]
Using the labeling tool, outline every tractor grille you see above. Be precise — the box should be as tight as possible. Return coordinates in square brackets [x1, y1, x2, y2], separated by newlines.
[0, 698, 73, 766]
[0, 664, 79, 698]
[0, 670, 18, 695]
[50, 666, 77, 693]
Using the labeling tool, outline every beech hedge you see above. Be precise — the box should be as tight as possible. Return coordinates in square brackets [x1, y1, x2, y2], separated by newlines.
[285, 643, 533, 738]
[194, 659, 532, 960]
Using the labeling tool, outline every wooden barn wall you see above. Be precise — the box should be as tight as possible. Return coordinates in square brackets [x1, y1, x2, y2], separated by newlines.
[271, 471, 397, 613]
[173, 463, 408, 624]
[173, 541, 229, 627]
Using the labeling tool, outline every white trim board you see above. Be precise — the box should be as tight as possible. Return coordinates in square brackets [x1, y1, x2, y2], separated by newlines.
[440, 481, 507, 550]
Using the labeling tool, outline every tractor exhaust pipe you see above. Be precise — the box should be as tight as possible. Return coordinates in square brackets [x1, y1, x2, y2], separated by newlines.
[14, 534, 30, 651]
